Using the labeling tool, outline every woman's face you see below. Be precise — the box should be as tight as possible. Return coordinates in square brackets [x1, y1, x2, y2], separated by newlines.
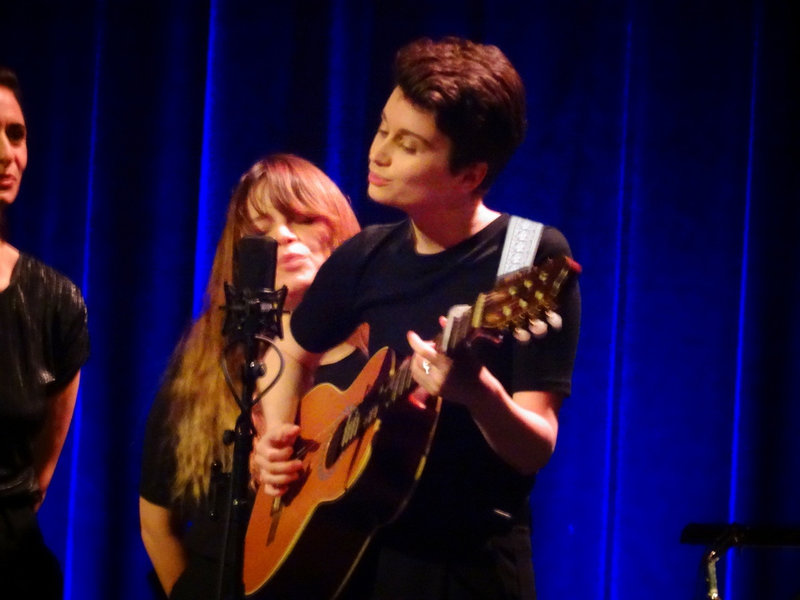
[0, 86, 27, 206]
[247, 199, 330, 310]
[367, 87, 461, 213]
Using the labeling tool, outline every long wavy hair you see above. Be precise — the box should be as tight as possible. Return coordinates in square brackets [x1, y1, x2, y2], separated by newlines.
[165, 154, 361, 507]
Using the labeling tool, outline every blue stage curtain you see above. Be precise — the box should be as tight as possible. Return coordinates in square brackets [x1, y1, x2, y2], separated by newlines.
[1, 1, 797, 598]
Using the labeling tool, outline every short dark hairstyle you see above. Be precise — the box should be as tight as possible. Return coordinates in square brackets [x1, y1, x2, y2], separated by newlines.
[393, 37, 527, 192]
[0, 66, 22, 105]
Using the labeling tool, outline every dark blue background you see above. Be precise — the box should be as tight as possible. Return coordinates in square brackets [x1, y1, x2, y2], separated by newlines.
[1, 1, 798, 598]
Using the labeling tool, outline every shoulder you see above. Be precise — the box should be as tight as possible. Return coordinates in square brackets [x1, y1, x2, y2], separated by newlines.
[20, 254, 90, 379]
[316, 220, 410, 275]
[17, 253, 87, 311]
[337, 220, 409, 255]
[538, 225, 573, 260]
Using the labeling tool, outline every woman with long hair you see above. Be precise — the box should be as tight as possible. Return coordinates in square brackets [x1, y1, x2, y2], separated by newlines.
[0, 66, 90, 598]
[139, 154, 366, 599]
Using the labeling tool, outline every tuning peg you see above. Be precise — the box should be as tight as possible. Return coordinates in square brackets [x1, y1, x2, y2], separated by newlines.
[529, 319, 548, 338]
[513, 327, 532, 344]
[545, 310, 562, 331]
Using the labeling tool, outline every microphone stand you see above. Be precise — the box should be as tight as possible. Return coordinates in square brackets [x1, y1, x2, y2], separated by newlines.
[216, 284, 286, 600]
[681, 523, 800, 600]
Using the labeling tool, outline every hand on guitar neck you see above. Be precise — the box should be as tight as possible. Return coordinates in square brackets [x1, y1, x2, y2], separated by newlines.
[406, 315, 482, 405]
[406, 307, 563, 408]
[405, 295, 568, 477]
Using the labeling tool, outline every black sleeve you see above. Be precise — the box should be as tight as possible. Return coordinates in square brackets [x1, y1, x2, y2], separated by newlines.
[290, 234, 367, 354]
[139, 368, 178, 508]
[47, 273, 90, 394]
[511, 226, 581, 397]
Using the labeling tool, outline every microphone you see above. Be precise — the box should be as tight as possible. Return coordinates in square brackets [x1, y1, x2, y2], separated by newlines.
[222, 234, 287, 345]
[235, 234, 277, 295]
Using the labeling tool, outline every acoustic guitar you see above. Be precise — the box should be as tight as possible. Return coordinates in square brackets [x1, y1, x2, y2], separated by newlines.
[243, 254, 581, 599]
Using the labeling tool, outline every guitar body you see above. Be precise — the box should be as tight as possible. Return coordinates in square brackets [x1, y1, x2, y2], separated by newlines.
[243, 347, 441, 599]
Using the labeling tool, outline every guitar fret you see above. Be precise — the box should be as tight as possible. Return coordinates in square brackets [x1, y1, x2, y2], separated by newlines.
[404, 362, 413, 396]
[391, 359, 413, 404]
[387, 364, 401, 403]
[343, 410, 360, 445]
[456, 309, 472, 348]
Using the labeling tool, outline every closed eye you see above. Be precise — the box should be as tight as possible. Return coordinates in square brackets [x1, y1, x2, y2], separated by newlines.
[399, 140, 417, 154]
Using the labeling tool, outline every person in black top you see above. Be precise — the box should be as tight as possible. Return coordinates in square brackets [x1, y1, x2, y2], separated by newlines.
[0, 66, 90, 599]
[253, 38, 581, 599]
[139, 154, 367, 599]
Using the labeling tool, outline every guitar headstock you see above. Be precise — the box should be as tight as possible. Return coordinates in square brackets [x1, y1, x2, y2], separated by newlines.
[473, 255, 581, 336]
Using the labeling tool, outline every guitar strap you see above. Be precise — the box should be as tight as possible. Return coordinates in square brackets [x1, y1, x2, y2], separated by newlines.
[496, 215, 544, 280]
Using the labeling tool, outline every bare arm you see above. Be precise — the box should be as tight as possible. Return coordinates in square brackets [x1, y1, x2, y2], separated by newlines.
[466, 379, 561, 475]
[252, 316, 321, 496]
[139, 497, 188, 596]
[32, 370, 80, 509]
[407, 331, 562, 475]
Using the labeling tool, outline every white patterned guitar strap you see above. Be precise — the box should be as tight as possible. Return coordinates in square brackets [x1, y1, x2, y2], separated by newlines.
[496, 215, 544, 279]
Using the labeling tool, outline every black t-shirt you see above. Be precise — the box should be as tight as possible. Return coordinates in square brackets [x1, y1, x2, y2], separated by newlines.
[0, 253, 89, 502]
[291, 214, 581, 549]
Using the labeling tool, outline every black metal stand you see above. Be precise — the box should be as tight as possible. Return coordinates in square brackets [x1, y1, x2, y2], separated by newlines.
[215, 282, 287, 600]
[214, 356, 263, 600]
[681, 523, 800, 600]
